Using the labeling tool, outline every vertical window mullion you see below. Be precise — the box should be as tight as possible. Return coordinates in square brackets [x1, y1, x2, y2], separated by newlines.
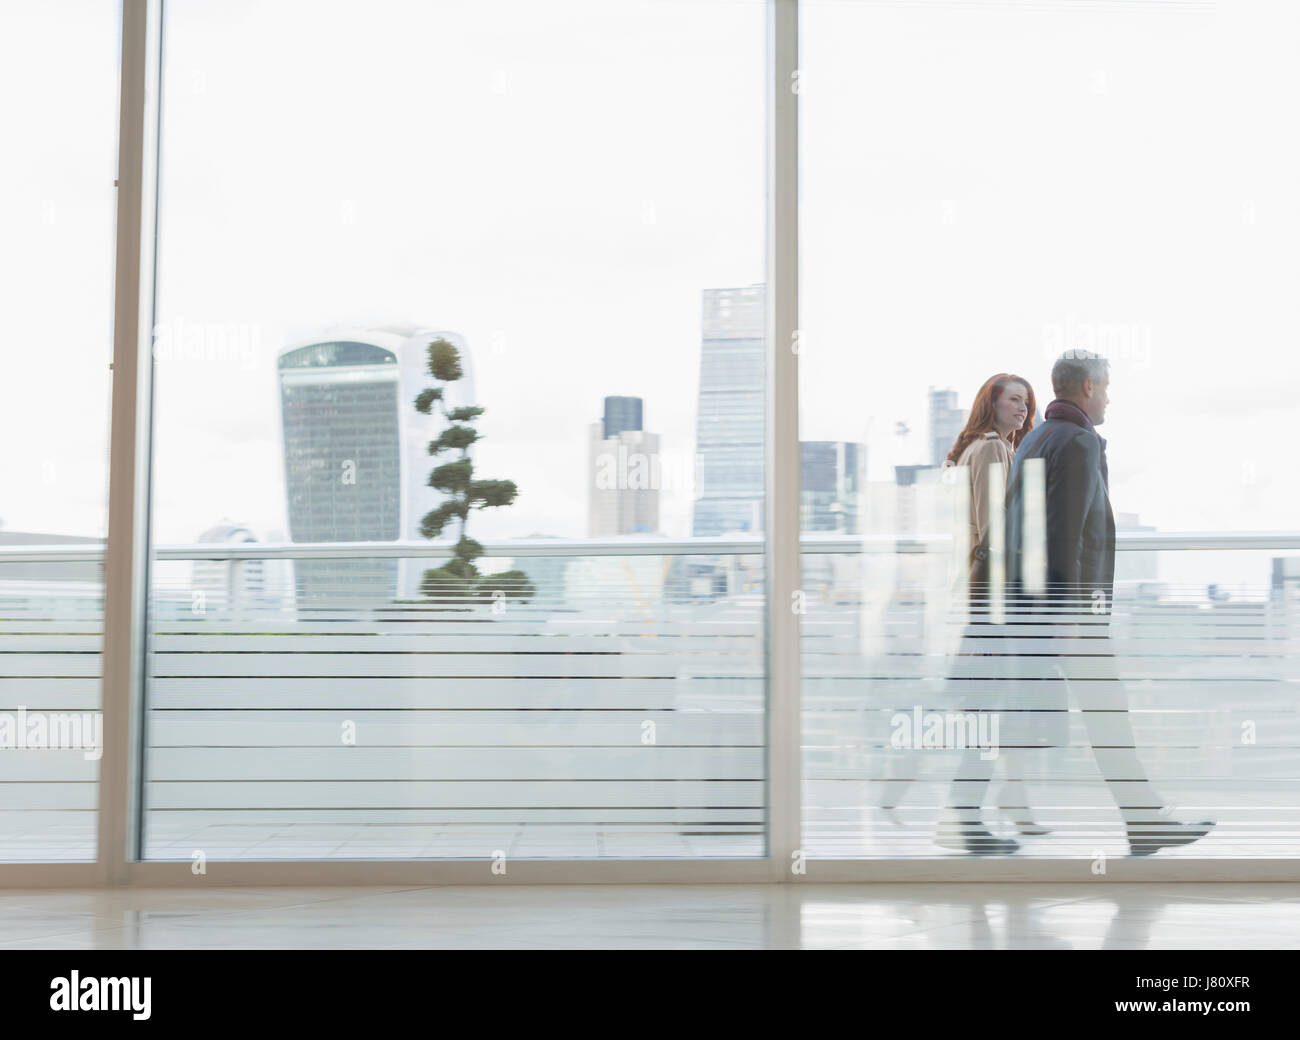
[100, 0, 162, 885]
[765, 0, 800, 881]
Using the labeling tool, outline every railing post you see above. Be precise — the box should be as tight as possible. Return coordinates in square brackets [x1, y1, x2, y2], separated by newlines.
[766, 0, 801, 882]
[230, 558, 245, 622]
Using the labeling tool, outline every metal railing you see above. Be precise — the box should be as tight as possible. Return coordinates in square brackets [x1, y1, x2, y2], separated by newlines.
[4, 530, 1300, 563]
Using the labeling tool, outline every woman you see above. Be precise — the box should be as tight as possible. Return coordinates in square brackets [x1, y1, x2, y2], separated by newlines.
[934, 373, 1047, 855]
[946, 373, 1034, 591]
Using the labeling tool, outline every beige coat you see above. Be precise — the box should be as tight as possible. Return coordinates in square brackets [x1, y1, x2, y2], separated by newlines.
[953, 430, 1014, 566]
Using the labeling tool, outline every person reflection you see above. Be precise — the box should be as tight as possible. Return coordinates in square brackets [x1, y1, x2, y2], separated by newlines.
[1000, 350, 1212, 856]
[934, 373, 1048, 854]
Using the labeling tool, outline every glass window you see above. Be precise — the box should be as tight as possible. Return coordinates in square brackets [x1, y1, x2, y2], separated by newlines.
[0, 0, 120, 862]
[801, 0, 1300, 859]
[143, 0, 766, 860]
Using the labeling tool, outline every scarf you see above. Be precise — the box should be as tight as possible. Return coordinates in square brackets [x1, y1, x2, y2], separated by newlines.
[1043, 398, 1108, 490]
[1043, 398, 1093, 429]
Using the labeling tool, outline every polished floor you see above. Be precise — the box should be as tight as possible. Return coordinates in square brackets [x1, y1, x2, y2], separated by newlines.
[0, 882, 1296, 948]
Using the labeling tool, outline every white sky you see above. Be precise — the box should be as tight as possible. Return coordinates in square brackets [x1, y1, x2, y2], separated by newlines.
[4, 0, 1299, 568]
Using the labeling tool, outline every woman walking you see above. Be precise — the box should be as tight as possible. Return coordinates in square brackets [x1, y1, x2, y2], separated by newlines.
[935, 373, 1048, 855]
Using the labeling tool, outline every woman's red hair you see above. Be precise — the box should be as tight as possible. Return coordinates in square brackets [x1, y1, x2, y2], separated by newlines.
[945, 373, 1036, 464]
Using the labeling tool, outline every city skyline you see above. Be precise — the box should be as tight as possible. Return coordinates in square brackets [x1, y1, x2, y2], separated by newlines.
[7, 0, 1298, 597]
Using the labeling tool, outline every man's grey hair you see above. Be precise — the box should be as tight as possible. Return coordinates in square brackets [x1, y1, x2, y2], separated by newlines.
[1051, 350, 1109, 398]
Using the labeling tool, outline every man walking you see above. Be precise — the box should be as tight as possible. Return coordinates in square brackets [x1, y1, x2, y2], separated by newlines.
[1002, 350, 1214, 856]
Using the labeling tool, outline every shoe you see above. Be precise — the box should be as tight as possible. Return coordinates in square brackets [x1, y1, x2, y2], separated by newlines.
[936, 814, 1020, 856]
[1126, 816, 1215, 857]
[996, 807, 1051, 837]
[995, 783, 1050, 836]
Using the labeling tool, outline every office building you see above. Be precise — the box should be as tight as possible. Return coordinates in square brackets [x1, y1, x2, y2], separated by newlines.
[800, 441, 866, 533]
[691, 284, 765, 536]
[275, 326, 476, 604]
[928, 386, 966, 466]
[601, 396, 644, 440]
[588, 395, 660, 536]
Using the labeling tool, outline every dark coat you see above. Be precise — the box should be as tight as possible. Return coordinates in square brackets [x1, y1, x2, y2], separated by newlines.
[1005, 402, 1116, 607]
[954, 400, 1115, 750]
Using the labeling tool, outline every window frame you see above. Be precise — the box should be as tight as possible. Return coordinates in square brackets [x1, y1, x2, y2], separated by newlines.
[2, 0, 1292, 887]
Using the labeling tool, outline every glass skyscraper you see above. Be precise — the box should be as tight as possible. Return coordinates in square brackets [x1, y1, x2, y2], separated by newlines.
[601, 395, 644, 440]
[692, 284, 765, 536]
[276, 327, 475, 605]
[800, 441, 866, 533]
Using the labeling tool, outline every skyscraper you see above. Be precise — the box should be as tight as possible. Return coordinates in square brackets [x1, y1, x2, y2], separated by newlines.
[588, 395, 660, 536]
[800, 441, 867, 533]
[928, 386, 966, 466]
[602, 396, 644, 440]
[192, 523, 273, 615]
[692, 284, 765, 536]
[275, 326, 476, 604]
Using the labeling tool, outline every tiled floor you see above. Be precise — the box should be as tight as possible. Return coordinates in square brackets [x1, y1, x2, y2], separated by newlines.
[0, 883, 1297, 948]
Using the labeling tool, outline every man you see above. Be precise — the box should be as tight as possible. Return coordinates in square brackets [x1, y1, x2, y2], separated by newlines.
[1003, 350, 1214, 856]
[1006, 351, 1114, 609]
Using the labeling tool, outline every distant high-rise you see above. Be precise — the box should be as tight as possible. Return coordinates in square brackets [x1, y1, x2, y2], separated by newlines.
[692, 284, 765, 536]
[602, 396, 644, 440]
[800, 441, 866, 533]
[928, 387, 966, 466]
[275, 327, 476, 604]
[588, 395, 660, 536]
[192, 523, 271, 613]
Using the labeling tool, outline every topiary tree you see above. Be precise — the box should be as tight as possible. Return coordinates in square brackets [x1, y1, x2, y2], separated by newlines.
[415, 337, 534, 604]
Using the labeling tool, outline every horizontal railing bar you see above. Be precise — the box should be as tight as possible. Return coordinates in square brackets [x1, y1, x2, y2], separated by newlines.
[3, 531, 1300, 563]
